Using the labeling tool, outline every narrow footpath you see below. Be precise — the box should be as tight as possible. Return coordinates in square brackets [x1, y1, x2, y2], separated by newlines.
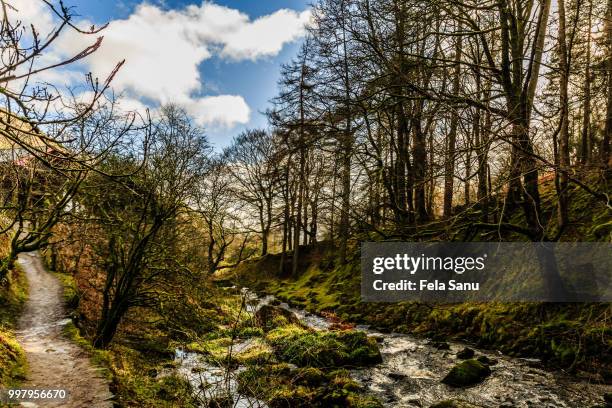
[16, 252, 113, 408]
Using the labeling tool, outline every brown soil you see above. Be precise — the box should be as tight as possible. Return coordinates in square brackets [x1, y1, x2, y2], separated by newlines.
[16, 252, 112, 407]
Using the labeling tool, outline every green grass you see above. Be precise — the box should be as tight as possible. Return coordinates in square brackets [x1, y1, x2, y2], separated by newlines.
[108, 343, 197, 408]
[0, 329, 27, 387]
[0, 265, 28, 326]
[0, 265, 28, 387]
[53, 272, 79, 309]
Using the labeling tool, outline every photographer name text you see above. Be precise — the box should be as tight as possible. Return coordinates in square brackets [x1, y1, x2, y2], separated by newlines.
[370, 253, 486, 292]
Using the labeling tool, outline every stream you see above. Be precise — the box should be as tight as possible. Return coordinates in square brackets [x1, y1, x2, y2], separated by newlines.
[170, 288, 610, 408]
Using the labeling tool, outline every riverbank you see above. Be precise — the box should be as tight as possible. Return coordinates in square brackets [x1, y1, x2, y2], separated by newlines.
[172, 286, 383, 407]
[227, 244, 611, 381]
[182, 286, 610, 407]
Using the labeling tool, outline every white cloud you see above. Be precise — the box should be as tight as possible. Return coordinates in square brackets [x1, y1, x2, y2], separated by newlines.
[11, 0, 56, 36]
[10, 1, 310, 128]
[184, 95, 251, 127]
[219, 9, 311, 60]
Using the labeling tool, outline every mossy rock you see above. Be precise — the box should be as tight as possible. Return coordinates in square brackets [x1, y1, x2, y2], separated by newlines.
[255, 305, 302, 331]
[293, 367, 326, 386]
[155, 374, 195, 403]
[235, 339, 274, 365]
[441, 359, 491, 387]
[266, 326, 381, 368]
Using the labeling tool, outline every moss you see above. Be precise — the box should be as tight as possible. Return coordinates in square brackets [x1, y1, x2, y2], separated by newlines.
[110, 343, 197, 408]
[441, 359, 491, 387]
[255, 304, 302, 331]
[187, 336, 274, 366]
[237, 363, 382, 408]
[266, 326, 381, 368]
[0, 265, 28, 387]
[234, 339, 274, 365]
[239, 326, 264, 338]
[0, 330, 27, 387]
[54, 272, 79, 309]
[0, 265, 28, 327]
[154, 375, 195, 404]
[188, 337, 233, 360]
[293, 367, 326, 386]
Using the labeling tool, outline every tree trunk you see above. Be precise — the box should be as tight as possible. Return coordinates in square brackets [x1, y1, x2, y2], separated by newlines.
[604, 0, 612, 168]
[292, 64, 307, 277]
[412, 103, 429, 222]
[94, 302, 125, 349]
[557, 0, 570, 228]
[338, 0, 353, 264]
[443, 23, 462, 217]
[580, 0, 593, 165]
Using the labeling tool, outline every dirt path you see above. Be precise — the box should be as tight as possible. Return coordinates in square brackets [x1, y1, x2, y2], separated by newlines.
[16, 252, 113, 408]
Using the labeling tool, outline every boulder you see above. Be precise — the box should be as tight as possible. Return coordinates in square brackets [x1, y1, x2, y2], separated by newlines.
[476, 355, 498, 366]
[255, 304, 301, 331]
[456, 347, 475, 359]
[441, 359, 491, 387]
[432, 341, 450, 350]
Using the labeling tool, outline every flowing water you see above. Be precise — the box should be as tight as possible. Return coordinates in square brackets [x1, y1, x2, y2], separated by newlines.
[172, 289, 610, 408]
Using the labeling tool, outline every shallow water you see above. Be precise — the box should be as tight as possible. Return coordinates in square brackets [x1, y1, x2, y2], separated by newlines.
[174, 289, 610, 407]
[172, 347, 267, 408]
[350, 333, 607, 407]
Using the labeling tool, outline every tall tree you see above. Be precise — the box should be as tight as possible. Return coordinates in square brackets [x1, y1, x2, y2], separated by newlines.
[443, 22, 463, 217]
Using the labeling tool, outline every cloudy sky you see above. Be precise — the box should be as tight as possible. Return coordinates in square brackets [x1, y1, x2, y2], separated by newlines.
[17, 0, 310, 147]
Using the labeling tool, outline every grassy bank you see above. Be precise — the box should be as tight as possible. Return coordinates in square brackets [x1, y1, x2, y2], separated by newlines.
[0, 261, 28, 388]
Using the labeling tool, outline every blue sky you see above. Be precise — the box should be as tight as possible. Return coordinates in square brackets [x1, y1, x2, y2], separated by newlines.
[55, 0, 310, 148]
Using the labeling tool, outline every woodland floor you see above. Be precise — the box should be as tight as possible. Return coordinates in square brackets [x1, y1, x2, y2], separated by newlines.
[15, 252, 112, 408]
